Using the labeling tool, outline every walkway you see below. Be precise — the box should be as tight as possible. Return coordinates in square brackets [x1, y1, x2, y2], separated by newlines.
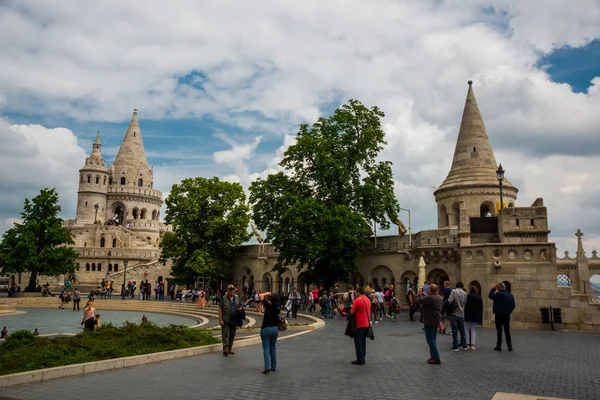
[2, 314, 600, 400]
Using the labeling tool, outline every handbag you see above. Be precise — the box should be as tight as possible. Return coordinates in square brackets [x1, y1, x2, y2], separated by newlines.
[345, 314, 357, 338]
[363, 298, 375, 341]
[277, 316, 288, 331]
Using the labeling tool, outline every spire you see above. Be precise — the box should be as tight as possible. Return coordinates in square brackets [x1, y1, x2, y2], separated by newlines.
[435, 81, 516, 193]
[112, 109, 149, 171]
[90, 131, 103, 160]
[576, 229, 585, 259]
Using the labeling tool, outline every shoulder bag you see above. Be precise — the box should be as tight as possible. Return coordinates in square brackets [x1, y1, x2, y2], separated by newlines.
[363, 298, 375, 341]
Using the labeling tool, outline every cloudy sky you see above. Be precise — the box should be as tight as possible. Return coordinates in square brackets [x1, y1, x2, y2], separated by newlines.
[1, 0, 599, 260]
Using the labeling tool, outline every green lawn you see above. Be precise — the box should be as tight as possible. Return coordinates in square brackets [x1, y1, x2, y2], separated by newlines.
[0, 323, 219, 376]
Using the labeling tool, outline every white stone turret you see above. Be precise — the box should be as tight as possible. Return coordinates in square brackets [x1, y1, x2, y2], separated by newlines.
[76, 132, 109, 223]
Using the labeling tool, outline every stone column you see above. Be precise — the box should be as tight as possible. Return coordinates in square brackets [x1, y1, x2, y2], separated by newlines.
[574, 229, 590, 293]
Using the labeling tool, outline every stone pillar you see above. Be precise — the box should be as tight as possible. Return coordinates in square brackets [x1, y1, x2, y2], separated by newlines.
[574, 229, 590, 292]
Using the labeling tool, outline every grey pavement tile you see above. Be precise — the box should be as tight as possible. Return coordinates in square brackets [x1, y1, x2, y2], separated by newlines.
[1, 314, 600, 400]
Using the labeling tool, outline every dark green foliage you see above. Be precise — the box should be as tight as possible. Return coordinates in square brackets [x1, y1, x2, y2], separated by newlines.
[0, 188, 78, 290]
[0, 322, 218, 375]
[250, 100, 399, 286]
[159, 177, 251, 285]
[3, 329, 35, 350]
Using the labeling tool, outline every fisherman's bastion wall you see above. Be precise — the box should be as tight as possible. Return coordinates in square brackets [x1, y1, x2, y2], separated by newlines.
[9, 83, 600, 331]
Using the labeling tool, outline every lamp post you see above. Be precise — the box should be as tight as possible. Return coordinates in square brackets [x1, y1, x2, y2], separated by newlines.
[106, 251, 112, 294]
[121, 259, 128, 300]
[496, 164, 505, 212]
[94, 204, 99, 224]
[399, 207, 412, 248]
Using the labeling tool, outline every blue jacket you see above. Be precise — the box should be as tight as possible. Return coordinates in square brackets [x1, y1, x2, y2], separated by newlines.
[464, 293, 483, 323]
[488, 289, 515, 316]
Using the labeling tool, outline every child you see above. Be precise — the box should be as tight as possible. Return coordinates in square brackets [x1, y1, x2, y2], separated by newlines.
[95, 314, 101, 329]
[390, 295, 401, 322]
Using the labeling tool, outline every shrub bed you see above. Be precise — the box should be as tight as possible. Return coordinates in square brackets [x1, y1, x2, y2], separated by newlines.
[0, 323, 219, 375]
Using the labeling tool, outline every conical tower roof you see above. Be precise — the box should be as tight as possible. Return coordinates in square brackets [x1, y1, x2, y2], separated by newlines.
[90, 131, 103, 159]
[112, 109, 149, 171]
[435, 81, 516, 195]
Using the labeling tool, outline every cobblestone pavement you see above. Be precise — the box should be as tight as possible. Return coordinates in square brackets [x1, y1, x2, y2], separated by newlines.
[2, 314, 600, 400]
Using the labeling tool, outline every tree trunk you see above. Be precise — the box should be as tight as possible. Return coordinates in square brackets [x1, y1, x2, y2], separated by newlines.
[26, 270, 39, 292]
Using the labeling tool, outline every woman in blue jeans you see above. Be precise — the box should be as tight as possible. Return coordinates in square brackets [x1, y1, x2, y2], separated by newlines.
[259, 292, 280, 374]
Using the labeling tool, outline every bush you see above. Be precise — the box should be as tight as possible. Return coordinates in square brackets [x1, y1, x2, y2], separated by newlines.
[0, 323, 219, 375]
[3, 330, 36, 350]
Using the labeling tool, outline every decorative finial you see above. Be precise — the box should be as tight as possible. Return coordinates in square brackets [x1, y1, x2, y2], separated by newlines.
[575, 229, 583, 238]
[133, 108, 138, 116]
[468, 80, 473, 85]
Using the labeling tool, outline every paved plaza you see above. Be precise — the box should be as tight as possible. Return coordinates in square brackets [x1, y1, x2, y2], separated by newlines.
[1, 314, 600, 400]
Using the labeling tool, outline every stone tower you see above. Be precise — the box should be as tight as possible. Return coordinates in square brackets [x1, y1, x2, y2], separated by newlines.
[76, 132, 109, 223]
[434, 81, 518, 232]
[106, 109, 163, 243]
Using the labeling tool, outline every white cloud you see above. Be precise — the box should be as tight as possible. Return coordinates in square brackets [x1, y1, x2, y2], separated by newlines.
[0, 0, 599, 256]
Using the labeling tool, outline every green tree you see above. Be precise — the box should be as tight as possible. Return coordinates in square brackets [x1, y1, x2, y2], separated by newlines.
[159, 177, 251, 285]
[250, 99, 399, 286]
[0, 188, 78, 291]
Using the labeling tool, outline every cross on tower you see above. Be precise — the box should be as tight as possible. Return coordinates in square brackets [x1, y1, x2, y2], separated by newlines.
[575, 229, 583, 239]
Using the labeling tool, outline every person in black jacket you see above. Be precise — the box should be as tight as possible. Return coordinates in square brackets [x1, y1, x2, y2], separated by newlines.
[489, 282, 516, 351]
[464, 285, 483, 350]
[259, 292, 280, 374]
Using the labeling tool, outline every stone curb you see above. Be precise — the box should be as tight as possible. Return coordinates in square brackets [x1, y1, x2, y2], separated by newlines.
[0, 314, 324, 388]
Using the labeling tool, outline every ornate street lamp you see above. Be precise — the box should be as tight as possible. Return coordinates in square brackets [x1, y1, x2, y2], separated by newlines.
[105, 251, 112, 290]
[121, 259, 128, 300]
[94, 204, 99, 224]
[496, 163, 505, 211]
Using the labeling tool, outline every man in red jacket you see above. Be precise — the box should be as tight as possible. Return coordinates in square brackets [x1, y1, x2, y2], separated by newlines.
[350, 287, 371, 365]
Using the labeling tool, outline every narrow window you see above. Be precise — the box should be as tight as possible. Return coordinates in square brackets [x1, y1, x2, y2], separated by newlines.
[109, 178, 113, 185]
[97, 263, 102, 272]
[86, 263, 90, 271]
[114, 264, 119, 272]
[138, 179, 143, 187]
[112, 238, 117, 247]
[473, 147, 476, 152]
[120, 177, 126, 185]
[100, 238, 105, 248]
[531, 219, 534, 227]
[87, 175, 91, 183]
[108, 264, 112, 272]
[84, 242, 87, 247]
[76, 263, 80, 271]
[85, 202, 88, 207]
[516, 219, 520, 227]
[95, 176, 99, 184]
[92, 263, 96, 271]
[103, 177, 106, 185]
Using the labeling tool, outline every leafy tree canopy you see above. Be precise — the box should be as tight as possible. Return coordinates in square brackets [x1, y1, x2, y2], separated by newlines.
[160, 177, 251, 285]
[250, 99, 399, 286]
[0, 188, 78, 291]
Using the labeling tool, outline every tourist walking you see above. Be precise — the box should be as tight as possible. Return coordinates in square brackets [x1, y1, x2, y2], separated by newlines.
[350, 287, 370, 365]
[448, 281, 468, 351]
[375, 287, 385, 321]
[73, 287, 81, 311]
[1, 326, 7, 339]
[219, 284, 243, 356]
[259, 291, 280, 374]
[288, 287, 300, 319]
[464, 285, 483, 350]
[441, 280, 452, 334]
[407, 285, 417, 321]
[81, 301, 97, 331]
[416, 284, 443, 364]
[489, 282, 515, 351]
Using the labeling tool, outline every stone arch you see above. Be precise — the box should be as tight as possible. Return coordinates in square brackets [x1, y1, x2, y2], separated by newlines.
[508, 202, 514, 208]
[467, 280, 482, 295]
[451, 202, 460, 228]
[114, 263, 119, 272]
[132, 208, 139, 219]
[281, 268, 294, 295]
[351, 271, 364, 289]
[152, 210, 157, 220]
[371, 265, 394, 290]
[400, 270, 418, 295]
[112, 203, 126, 225]
[262, 272, 273, 292]
[97, 263, 101, 272]
[480, 201, 495, 217]
[108, 263, 112, 272]
[140, 208, 147, 219]
[92, 263, 96, 271]
[438, 205, 448, 228]
[86, 263, 90, 271]
[427, 268, 449, 288]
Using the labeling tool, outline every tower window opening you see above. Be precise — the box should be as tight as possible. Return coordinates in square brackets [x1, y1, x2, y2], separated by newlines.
[109, 178, 113, 185]
[108, 263, 112, 272]
[114, 264, 119, 272]
[473, 147, 476, 152]
[100, 238, 105, 248]
[97, 263, 101, 272]
[87, 175, 91, 183]
[112, 238, 117, 247]
[85, 202, 88, 207]
[103, 177, 106, 185]
[138, 179, 143, 187]
[120, 177, 126, 185]
[134, 132, 136, 137]
[531, 219, 534, 227]
[95, 176, 99, 184]
[92, 263, 96, 271]
[516, 219, 520, 227]
[86, 263, 90, 271]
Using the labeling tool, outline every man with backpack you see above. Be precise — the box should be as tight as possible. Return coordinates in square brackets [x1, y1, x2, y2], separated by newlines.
[489, 282, 516, 351]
